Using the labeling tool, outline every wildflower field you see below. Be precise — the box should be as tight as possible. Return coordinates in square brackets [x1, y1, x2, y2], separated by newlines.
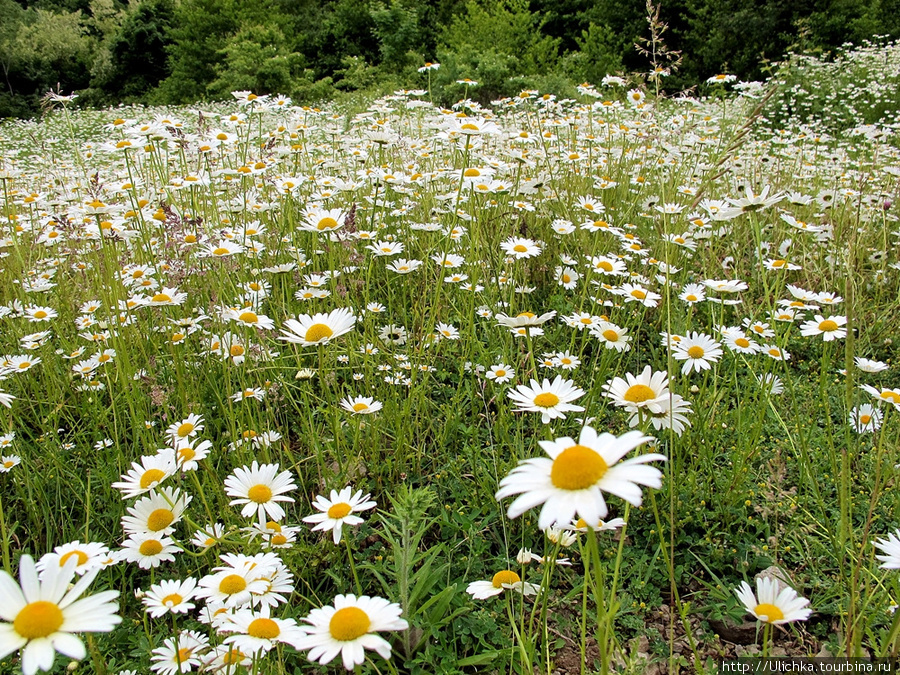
[1, 41, 900, 675]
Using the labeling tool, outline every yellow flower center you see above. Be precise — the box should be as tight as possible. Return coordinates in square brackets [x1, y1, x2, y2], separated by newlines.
[59, 550, 88, 567]
[329, 607, 371, 641]
[140, 468, 166, 489]
[179, 447, 195, 462]
[222, 650, 246, 665]
[219, 574, 247, 595]
[771, 259, 786, 268]
[238, 311, 258, 324]
[513, 244, 528, 253]
[271, 534, 287, 545]
[14, 601, 64, 639]
[230, 345, 245, 357]
[631, 289, 647, 300]
[735, 338, 751, 348]
[162, 593, 183, 606]
[305, 324, 333, 342]
[152, 293, 172, 303]
[33, 310, 47, 319]
[177, 422, 194, 437]
[881, 391, 900, 404]
[598, 261, 613, 272]
[248, 485, 273, 503]
[491, 570, 521, 588]
[768, 349, 782, 357]
[317, 217, 338, 231]
[212, 247, 229, 255]
[860, 414, 872, 424]
[139, 539, 163, 556]
[178, 647, 193, 661]
[464, 168, 480, 176]
[184, 234, 197, 243]
[533, 393, 560, 408]
[247, 617, 280, 639]
[460, 123, 479, 131]
[685, 295, 697, 302]
[818, 320, 839, 332]
[624, 384, 656, 403]
[495, 369, 506, 377]
[328, 502, 352, 519]
[687, 346, 705, 359]
[551, 444, 609, 490]
[352, 402, 369, 412]
[754, 603, 784, 622]
[147, 509, 175, 531]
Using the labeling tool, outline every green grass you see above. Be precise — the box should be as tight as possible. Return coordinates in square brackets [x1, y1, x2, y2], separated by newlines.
[0, 52, 899, 674]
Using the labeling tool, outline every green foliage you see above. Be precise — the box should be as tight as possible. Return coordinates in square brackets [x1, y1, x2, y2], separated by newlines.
[6, 0, 900, 117]
[89, 0, 173, 103]
[209, 23, 304, 98]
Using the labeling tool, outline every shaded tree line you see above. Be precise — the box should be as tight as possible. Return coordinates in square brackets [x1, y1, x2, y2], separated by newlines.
[2, 0, 900, 117]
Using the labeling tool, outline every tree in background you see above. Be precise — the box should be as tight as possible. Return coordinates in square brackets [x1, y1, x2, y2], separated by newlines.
[3, 0, 900, 118]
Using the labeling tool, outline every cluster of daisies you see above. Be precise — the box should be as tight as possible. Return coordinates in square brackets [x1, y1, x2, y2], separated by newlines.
[0, 50, 899, 670]
[0, 411, 411, 674]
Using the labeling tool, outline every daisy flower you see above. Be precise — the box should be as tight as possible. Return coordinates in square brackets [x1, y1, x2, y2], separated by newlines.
[150, 630, 209, 675]
[301, 207, 346, 233]
[507, 376, 585, 424]
[619, 283, 661, 307]
[486, 364, 515, 384]
[196, 566, 268, 609]
[386, 258, 423, 274]
[35, 541, 110, 578]
[678, 284, 706, 305]
[119, 534, 179, 569]
[874, 530, 900, 569]
[849, 404, 882, 433]
[0, 555, 120, 675]
[303, 487, 376, 545]
[673, 332, 723, 375]
[339, 396, 383, 415]
[191, 523, 225, 550]
[762, 345, 790, 361]
[121, 487, 192, 536]
[724, 332, 760, 354]
[0, 455, 21, 471]
[219, 608, 306, 655]
[495, 426, 666, 529]
[799, 315, 848, 341]
[141, 578, 199, 617]
[172, 439, 211, 471]
[590, 322, 631, 352]
[500, 237, 542, 259]
[758, 373, 784, 395]
[146, 287, 187, 306]
[466, 571, 540, 599]
[734, 577, 811, 625]
[860, 385, 900, 409]
[494, 310, 556, 329]
[854, 357, 888, 373]
[602, 366, 670, 414]
[294, 594, 408, 671]
[280, 308, 356, 346]
[224, 461, 297, 524]
[165, 414, 204, 444]
[222, 308, 275, 330]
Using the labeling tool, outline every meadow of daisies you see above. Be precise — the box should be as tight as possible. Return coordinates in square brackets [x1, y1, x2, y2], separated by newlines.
[1, 39, 900, 675]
